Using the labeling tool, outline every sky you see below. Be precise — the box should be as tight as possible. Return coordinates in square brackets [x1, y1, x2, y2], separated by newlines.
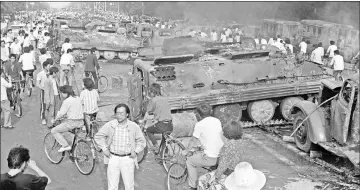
[49, 2, 70, 9]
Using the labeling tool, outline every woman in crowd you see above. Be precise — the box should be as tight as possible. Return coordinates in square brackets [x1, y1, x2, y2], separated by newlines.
[197, 120, 244, 190]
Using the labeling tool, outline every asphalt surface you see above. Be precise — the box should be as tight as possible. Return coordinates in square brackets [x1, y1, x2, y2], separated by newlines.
[1, 60, 358, 190]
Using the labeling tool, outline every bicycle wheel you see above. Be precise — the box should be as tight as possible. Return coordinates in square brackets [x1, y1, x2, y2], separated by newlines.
[167, 163, 188, 190]
[161, 139, 186, 172]
[97, 76, 108, 93]
[43, 132, 65, 164]
[137, 144, 148, 164]
[26, 81, 32, 97]
[74, 140, 95, 175]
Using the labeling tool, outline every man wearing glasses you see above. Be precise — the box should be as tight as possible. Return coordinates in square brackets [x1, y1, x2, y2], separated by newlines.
[95, 103, 146, 190]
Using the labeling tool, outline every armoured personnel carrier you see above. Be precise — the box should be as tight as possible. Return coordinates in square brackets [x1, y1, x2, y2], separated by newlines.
[128, 38, 333, 137]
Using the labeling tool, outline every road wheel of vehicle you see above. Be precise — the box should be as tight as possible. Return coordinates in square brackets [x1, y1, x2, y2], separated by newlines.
[98, 76, 108, 93]
[293, 112, 314, 152]
[104, 51, 115, 60]
[247, 100, 276, 123]
[137, 144, 148, 164]
[44, 132, 65, 164]
[167, 163, 188, 190]
[280, 97, 303, 121]
[74, 140, 95, 175]
[161, 139, 186, 173]
[213, 104, 242, 125]
[117, 52, 130, 60]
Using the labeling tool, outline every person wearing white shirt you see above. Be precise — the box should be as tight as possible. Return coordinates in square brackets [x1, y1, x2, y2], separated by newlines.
[1, 69, 13, 128]
[10, 38, 22, 59]
[276, 35, 282, 43]
[37, 61, 51, 125]
[330, 50, 344, 81]
[1, 40, 10, 62]
[311, 45, 324, 64]
[299, 38, 307, 54]
[227, 35, 234, 43]
[184, 104, 224, 189]
[268, 38, 274, 46]
[23, 34, 31, 47]
[234, 33, 241, 43]
[200, 32, 208, 39]
[18, 46, 35, 85]
[61, 38, 73, 54]
[254, 38, 259, 45]
[210, 30, 218, 42]
[317, 42, 325, 59]
[260, 38, 267, 45]
[220, 32, 227, 43]
[59, 49, 75, 86]
[326, 41, 337, 58]
[39, 48, 52, 67]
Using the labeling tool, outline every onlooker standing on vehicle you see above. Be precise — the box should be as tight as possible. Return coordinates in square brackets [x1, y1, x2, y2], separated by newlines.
[84, 47, 101, 89]
[1, 68, 13, 128]
[330, 50, 344, 81]
[211, 30, 218, 42]
[184, 104, 224, 190]
[139, 83, 173, 152]
[94, 103, 146, 190]
[61, 38, 72, 55]
[37, 61, 51, 125]
[80, 78, 100, 135]
[0, 146, 51, 189]
[44, 66, 61, 126]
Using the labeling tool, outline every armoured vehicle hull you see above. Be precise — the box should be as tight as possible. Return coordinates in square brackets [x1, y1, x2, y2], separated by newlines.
[57, 29, 142, 62]
[129, 48, 333, 137]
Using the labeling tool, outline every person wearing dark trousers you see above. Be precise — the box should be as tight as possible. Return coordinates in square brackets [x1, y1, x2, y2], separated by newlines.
[84, 47, 101, 89]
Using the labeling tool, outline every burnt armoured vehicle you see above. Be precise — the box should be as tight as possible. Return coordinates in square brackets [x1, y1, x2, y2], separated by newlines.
[128, 38, 333, 137]
[56, 27, 142, 62]
[290, 74, 359, 168]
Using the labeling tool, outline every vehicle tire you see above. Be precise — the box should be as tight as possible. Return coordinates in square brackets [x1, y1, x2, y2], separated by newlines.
[161, 139, 186, 173]
[247, 100, 276, 123]
[98, 76, 108, 93]
[167, 163, 188, 190]
[74, 140, 95, 175]
[137, 144, 148, 164]
[280, 97, 303, 121]
[293, 112, 314, 152]
[44, 132, 65, 164]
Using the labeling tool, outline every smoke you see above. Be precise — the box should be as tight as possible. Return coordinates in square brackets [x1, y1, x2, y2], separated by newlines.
[317, 2, 359, 29]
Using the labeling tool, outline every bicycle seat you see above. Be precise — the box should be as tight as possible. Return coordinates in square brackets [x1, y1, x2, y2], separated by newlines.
[69, 128, 82, 134]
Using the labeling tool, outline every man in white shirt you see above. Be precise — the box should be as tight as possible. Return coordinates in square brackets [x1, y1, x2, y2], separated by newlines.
[39, 48, 51, 66]
[188, 29, 196, 37]
[18, 46, 35, 86]
[311, 44, 324, 64]
[210, 30, 218, 42]
[1, 40, 9, 62]
[184, 104, 224, 189]
[61, 38, 73, 55]
[59, 48, 75, 86]
[330, 50, 344, 81]
[1, 69, 13, 128]
[276, 34, 282, 43]
[37, 61, 51, 125]
[10, 38, 22, 60]
[326, 41, 338, 67]
[299, 38, 307, 55]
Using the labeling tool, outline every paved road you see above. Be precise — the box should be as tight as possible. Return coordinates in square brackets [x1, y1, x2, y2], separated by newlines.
[1, 61, 358, 190]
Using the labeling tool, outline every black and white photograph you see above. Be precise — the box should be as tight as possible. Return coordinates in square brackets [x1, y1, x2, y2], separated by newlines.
[0, 1, 359, 190]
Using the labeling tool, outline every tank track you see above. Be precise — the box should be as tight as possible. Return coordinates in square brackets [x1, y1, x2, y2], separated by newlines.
[241, 119, 291, 128]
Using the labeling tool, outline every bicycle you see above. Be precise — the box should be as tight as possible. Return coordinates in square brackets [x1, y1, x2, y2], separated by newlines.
[23, 71, 33, 97]
[167, 148, 219, 190]
[43, 120, 96, 175]
[85, 71, 108, 93]
[9, 79, 22, 118]
[136, 122, 186, 172]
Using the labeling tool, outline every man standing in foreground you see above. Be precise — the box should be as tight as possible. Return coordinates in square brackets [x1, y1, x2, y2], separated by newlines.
[0, 146, 51, 190]
[330, 50, 344, 81]
[95, 104, 146, 190]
